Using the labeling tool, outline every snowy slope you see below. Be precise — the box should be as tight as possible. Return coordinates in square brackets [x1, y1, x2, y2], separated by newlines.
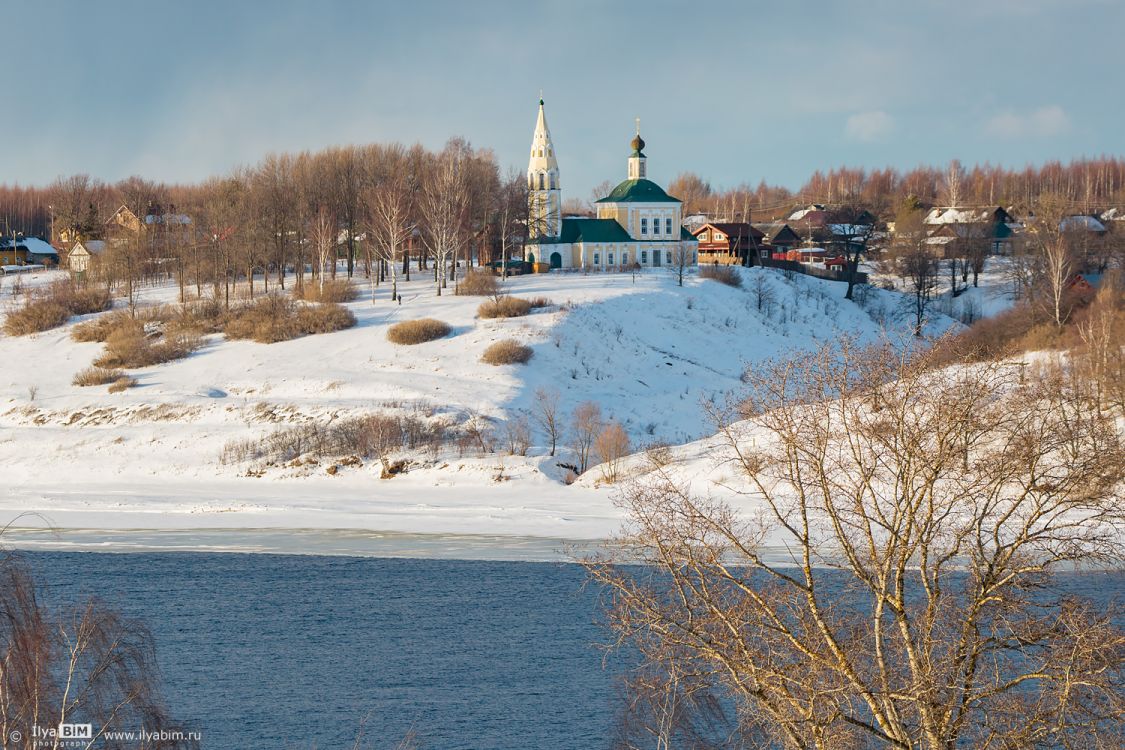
[0, 266, 958, 547]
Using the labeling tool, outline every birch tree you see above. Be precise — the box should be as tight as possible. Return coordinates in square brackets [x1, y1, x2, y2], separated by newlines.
[421, 144, 467, 296]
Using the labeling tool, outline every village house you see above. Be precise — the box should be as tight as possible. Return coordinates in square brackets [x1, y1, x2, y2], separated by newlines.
[523, 100, 698, 271]
[67, 239, 107, 274]
[923, 206, 1019, 255]
[692, 222, 765, 265]
[1, 236, 59, 266]
[752, 222, 802, 255]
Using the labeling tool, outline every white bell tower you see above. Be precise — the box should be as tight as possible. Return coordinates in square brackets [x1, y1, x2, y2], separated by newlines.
[527, 97, 562, 239]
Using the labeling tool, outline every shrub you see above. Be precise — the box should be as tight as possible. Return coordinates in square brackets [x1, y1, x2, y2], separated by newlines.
[700, 264, 743, 287]
[168, 300, 226, 335]
[4, 300, 70, 336]
[525, 296, 553, 309]
[93, 319, 203, 368]
[594, 421, 631, 483]
[456, 269, 499, 296]
[73, 366, 125, 387]
[478, 296, 532, 319]
[298, 279, 357, 303]
[387, 318, 451, 345]
[481, 339, 533, 365]
[108, 375, 138, 393]
[3, 280, 112, 336]
[71, 310, 133, 343]
[295, 303, 356, 335]
[224, 295, 355, 343]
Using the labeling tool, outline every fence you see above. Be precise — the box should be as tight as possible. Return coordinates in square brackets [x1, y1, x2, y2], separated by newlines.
[756, 257, 868, 285]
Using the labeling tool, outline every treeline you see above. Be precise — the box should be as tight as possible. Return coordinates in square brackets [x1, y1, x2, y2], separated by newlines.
[667, 156, 1125, 218]
[3, 139, 529, 303]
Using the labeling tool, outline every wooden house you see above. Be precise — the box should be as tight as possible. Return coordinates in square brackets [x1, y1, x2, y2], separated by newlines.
[692, 222, 765, 265]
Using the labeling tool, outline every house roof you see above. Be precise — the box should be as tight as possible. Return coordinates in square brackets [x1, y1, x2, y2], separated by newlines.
[924, 206, 1013, 225]
[73, 240, 107, 254]
[752, 222, 800, 243]
[558, 218, 634, 243]
[692, 222, 765, 241]
[0, 237, 58, 256]
[1060, 215, 1107, 233]
[595, 178, 681, 204]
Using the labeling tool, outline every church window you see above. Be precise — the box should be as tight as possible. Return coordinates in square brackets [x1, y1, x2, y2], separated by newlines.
[666, 251, 672, 264]
[622, 252, 629, 265]
[666, 218, 673, 235]
[641, 250, 648, 264]
[594, 253, 600, 265]
[640, 218, 648, 235]
[608, 252, 615, 265]
[538, 173, 544, 190]
[550, 173, 556, 189]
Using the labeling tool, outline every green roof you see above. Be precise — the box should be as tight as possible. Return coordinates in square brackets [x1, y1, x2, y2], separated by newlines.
[595, 178, 681, 204]
[680, 226, 695, 241]
[559, 218, 633, 243]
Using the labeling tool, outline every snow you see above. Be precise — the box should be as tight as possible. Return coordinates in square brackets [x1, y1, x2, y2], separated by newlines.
[1, 237, 58, 256]
[0, 265, 960, 552]
[1060, 215, 1107, 233]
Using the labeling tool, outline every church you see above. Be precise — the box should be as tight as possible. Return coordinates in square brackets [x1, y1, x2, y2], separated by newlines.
[524, 99, 698, 271]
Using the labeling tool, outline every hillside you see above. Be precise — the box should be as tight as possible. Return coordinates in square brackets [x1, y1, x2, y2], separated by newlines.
[0, 266, 958, 549]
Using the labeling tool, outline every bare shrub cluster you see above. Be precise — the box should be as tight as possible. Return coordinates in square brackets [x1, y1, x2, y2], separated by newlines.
[699, 264, 743, 287]
[72, 366, 125, 387]
[455, 269, 499, 296]
[223, 295, 355, 343]
[92, 318, 203, 368]
[478, 296, 532, 319]
[221, 411, 451, 465]
[480, 339, 533, 365]
[3, 280, 112, 335]
[386, 318, 450, 344]
[296, 278, 357, 303]
[590, 341, 1125, 748]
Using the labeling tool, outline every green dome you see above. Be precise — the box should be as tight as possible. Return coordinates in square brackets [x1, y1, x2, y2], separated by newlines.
[595, 178, 681, 204]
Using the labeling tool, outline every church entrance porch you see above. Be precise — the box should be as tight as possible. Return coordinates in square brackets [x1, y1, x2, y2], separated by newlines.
[549, 252, 562, 269]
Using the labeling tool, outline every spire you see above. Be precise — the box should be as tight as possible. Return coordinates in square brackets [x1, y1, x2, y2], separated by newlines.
[527, 96, 561, 239]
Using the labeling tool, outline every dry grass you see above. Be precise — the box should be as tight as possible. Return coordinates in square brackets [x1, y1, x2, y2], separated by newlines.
[107, 375, 138, 393]
[525, 296, 553, 309]
[456, 269, 499, 296]
[71, 310, 134, 342]
[92, 319, 203, 368]
[700, 265, 743, 287]
[297, 279, 357, 303]
[387, 318, 451, 345]
[223, 295, 356, 343]
[72, 366, 126, 387]
[4, 301, 71, 336]
[478, 296, 533, 319]
[481, 339, 533, 365]
[4, 281, 112, 336]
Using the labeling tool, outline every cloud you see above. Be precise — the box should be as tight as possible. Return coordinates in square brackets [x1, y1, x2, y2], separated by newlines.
[984, 105, 1071, 138]
[844, 111, 894, 142]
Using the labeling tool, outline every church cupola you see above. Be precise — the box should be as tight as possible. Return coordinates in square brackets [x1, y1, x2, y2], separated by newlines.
[527, 96, 562, 238]
[628, 120, 647, 180]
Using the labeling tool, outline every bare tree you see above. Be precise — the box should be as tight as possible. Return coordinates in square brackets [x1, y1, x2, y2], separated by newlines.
[421, 145, 467, 296]
[533, 387, 562, 457]
[311, 205, 336, 296]
[593, 421, 631, 483]
[369, 167, 414, 304]
[589, 341, 1125, 750]
[570, 401, 603, 474]
[0, 556, 199, 749]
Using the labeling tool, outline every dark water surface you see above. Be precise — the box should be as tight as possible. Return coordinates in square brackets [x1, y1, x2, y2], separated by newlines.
[20, 552, 1125, 750]
[24, 553, 619, 750]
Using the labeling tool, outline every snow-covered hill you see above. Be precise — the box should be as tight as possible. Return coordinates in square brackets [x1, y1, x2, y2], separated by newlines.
[0, 266, 957, 548]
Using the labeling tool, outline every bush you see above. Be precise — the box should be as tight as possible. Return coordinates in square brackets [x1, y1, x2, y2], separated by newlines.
[72, 310, 133, 343]
[108, 375, 138, 393]
[387, 318, 451, 345]
[525, 296, 553, 309]
[4, 300, 70, 336]
[298, 279, 357, 303]
[478, 296, 532, 319]
[224, 295, 355, 343]
[4, 280, 112, 336]
[700, 265, 743, 287]
[481, 339, 533, 365]
[93, 319, 203, 368]
[72, 366, 125, 387]
[456, 269, 499, 296]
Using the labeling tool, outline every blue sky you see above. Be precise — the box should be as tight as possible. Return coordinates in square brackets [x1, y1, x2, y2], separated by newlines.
[2, 0, 1121, 197]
